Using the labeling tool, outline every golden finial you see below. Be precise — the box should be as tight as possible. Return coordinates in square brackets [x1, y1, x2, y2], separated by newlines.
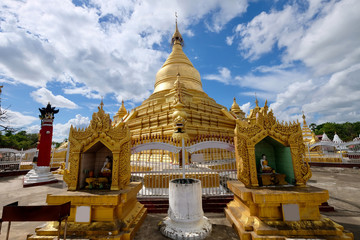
[302, 111, 307, 125]
[255, 93, 259, 107]
[100, 96, 104, 109]
[172, 12, 183, 46]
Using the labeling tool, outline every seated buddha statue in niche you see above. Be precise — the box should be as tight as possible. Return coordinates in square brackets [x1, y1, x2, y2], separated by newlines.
[101, 156, 112, 177]
[260, 154, 274, 173]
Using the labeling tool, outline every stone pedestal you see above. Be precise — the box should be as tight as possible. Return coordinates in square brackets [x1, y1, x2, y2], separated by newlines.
[23, 165, 58, 187]
[27, 182, 147, 240]
[225, 180, 353, 240]
[160, 178, 211, 240]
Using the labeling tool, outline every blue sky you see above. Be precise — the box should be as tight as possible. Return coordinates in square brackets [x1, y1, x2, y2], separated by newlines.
[1, 0, 359, 142]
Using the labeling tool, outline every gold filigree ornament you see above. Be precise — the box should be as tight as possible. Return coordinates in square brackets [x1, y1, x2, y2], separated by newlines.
[64, 101, 131, 191]
[234, 100, 311, 187]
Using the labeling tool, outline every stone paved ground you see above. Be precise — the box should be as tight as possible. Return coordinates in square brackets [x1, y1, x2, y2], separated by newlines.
[308, 167, 360, 239]
[0, 167, 359, 240]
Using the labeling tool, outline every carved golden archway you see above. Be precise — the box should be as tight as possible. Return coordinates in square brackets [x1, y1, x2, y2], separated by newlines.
[64, 102, 131, 191]
[234, 101, 311, 187]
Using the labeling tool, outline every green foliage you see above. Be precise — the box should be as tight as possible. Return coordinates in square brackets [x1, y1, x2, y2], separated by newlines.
[0, 130, 39, 150]
[311, 122, 360, 142]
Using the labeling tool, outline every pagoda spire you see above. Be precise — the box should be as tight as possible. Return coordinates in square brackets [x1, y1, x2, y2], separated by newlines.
[302, 111, 308, 126]
[171, 13, 183, 46]
[153, 18, 204, 93]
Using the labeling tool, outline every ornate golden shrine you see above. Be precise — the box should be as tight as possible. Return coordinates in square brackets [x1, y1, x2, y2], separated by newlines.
[29, 101, 146, 240]
[225, 101, 353, 240]
[64, 100, 131, 191]
[234, 100, 311, 187]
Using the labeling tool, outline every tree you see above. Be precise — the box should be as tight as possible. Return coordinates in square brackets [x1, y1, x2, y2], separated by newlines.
[313, 122, 360, 142]
[309, 123, 317, 131]
[0, 131, 38, 150]
[0, 85, 15, 132]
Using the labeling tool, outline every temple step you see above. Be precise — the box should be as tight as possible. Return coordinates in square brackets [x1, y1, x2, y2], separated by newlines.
[139, 196, 234, 213]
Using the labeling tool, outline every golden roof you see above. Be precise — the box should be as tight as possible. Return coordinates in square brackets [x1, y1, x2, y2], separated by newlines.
[118, 100, 127, 117]
[113, 100, 127, 125]
[230, 97, 241, 113]
[154, 22, 203, 93]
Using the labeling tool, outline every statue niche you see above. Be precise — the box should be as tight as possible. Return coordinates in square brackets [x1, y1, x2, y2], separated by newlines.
[64, 101, 131, 191]
[234, 100, 311, 187]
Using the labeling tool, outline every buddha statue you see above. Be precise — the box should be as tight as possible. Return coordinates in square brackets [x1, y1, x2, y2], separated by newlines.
[101, 156, 112, 177]
[260, 154, 273, 173]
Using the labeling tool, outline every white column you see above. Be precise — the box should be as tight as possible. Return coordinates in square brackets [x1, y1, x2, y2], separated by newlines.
[160, 178, 211, 240]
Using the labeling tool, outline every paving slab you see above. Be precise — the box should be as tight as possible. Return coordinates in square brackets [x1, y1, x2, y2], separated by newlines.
[0, 167, 359, 240]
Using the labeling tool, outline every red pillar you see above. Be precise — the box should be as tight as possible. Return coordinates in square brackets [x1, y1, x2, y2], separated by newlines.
[36, 103, 59, 167]
[37, 118, 54, 167]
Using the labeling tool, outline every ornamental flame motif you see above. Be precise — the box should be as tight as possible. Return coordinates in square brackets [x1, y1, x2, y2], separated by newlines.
[234, 101, 311, 187]
[63, 101, 131, 191]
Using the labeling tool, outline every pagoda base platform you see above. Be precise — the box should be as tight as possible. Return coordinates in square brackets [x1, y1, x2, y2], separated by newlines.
[27, 182, 147, 240]
[23, 166, 58, 187]
[225, 181, 353, 240]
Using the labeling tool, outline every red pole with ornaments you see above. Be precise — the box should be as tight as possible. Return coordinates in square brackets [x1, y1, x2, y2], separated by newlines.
[37, 103, 59, 166]
[23, 103, 59, 187]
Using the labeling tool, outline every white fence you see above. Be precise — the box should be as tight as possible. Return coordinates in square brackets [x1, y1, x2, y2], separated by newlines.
[0, 147, 67, 172]
[130, 135, 237, 197]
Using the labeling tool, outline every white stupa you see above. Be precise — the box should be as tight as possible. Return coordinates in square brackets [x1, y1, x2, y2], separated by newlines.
[353, 134, 360, 141]
[321, 132, 331, 142]
[332, 133, 343, 144]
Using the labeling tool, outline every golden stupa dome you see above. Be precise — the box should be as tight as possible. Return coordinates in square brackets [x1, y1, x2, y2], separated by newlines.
[230, 97, 241, 113]
[153, 22, 204, 93]
[114, 100, 127, 123]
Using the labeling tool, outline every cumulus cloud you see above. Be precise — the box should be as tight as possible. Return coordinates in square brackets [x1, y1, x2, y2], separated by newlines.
[204, 65, 308, 101]
[52, 114, 90, 142]
[30, 88, 78, 109]
[231, 0, 360, 76]
[203, 67, 232, 84]
[4, 110, 38, 128]
[226, 36, 234, 46]
[303, 64, 360, 122]
[267, 64, 360, 123]
[240, 102, 251, 116]
[223, 0, 360, 124]
[0, 0, 248, 103]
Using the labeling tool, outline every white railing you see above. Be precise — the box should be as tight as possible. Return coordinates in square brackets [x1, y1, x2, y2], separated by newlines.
[0, 147, 69, 172]
[130, 135, 236, 197]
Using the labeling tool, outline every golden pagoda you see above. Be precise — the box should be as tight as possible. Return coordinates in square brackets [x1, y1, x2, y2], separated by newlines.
[301, 113, 342, 163]
[113, 100, 128, 125]
[120, 21, 242, 139]
[301, 112, 315, 145]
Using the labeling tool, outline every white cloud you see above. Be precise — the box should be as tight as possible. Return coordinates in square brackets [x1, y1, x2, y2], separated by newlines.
[204, 65, 309, 101]
[63, 86, 102, 99]
[268, 64, 360, 124]
[52, 114, 90, 142]
[224, 0, 360, 124]
[302, 64, 360, 121]
[289, 0, 360, 76]
[0, 0, 248, 103]
[30, 88, 78, 109]
[231, 0, 360, 76]
[240, 102, 251, 116]
[226, 36, 234, 46]
[26, 124, 40, 134]
[203, 67, 232, 84]
[4, 109, 38, 128]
